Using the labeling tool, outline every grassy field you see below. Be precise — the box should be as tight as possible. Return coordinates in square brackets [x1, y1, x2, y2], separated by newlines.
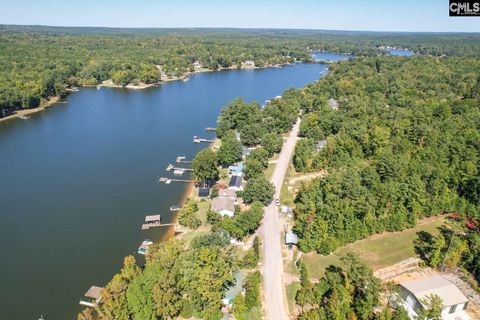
[286, 282, 301, 314]
[301, 216, 444, 279]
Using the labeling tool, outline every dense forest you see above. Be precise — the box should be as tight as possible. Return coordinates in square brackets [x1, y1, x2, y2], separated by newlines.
[2, 25, 480, 117]
[289, 56, 480, 256]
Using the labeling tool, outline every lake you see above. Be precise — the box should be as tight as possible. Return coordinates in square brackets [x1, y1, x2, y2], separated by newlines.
[387, 49, 414, 56]
[311, 52, 354, 62]
[0, 62, 328, 319]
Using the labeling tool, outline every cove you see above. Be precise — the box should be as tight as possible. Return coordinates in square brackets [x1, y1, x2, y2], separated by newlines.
[0, 62, 328, 319]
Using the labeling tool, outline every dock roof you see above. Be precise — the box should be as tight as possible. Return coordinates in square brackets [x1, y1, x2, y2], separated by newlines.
[145, 215, 161, 222]
[84, 286, 103, 300]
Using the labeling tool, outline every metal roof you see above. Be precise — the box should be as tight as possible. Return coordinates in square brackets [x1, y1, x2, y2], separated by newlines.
[211, 197, 235, 213]
[400, 276, 468, 307]
[84, 286, 103, 300]
[145, 215, 161, 222]
[285, 233, 298, 244]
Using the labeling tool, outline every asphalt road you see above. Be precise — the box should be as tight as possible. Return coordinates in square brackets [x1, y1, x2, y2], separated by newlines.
[262, 118, 300, 320]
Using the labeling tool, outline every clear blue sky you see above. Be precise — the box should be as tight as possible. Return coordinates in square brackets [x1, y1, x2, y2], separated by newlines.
[2, 0, 479, 32]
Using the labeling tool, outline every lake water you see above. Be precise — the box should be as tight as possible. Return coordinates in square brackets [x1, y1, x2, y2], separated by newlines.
[0, 62, 328, 320]
[311, 52, 354, 62]
[387, 49, 414, 56]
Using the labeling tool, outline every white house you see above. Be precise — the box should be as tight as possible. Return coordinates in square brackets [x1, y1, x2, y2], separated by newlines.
[211, 197, 235, 217]
[398, 276, 470, 320]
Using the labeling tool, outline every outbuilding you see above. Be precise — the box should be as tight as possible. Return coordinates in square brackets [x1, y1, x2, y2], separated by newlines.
[399, 276, 470, 320]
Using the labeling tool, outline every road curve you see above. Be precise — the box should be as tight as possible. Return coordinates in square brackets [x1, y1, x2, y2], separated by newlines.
[262, 118, 301, 320]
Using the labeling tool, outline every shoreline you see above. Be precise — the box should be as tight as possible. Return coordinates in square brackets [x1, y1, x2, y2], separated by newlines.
[0, 61, 305, 124]
[0, 96, 61, 123]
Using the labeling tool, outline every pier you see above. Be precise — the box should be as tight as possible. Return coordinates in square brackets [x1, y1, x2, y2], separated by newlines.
[170, 205, 182, 211]
[159, 177, 195, 184]
[205, 127, 217, 131]
[193, 135, 215, 143]
[141, 215, 161, 230]
[166, 163, 193, 175]
[175, 156, 192, 163]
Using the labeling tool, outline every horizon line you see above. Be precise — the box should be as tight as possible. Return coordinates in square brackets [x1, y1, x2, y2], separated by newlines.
[2, 23, 480, 34]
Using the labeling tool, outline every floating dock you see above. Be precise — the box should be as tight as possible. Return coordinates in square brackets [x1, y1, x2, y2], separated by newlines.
[176, 156, 192, 163]
[141, 215, 161, 230]
[205, 127, 217, 131]
[166, 164, 193, 175]
[193, 135, 215, 143]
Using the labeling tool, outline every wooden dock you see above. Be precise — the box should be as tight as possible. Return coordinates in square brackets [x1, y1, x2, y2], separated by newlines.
[205, 127, 217, 131]
[193, 135, 215, 143]
[166, 164, 193, 172]
[175, 156, 192, 163]
[142, 223, 175, 230]
[159, 177, 195, 184]
[170, 205, 182, 211]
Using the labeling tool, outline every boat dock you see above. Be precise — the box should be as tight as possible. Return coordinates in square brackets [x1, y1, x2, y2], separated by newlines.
[170, 205, 182, 211]
[176, 156, 192, 163]
[205, 127, 216, 131]
[159, 177, 195, 184]
[79, 286, 103, 308]
[166, 164, 193, 175]
[193, 135, 215, 143]
[141, 215, 161, 230]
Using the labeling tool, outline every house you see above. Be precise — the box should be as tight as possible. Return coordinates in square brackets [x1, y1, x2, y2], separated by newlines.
[241, 60, 256, 69]
[211, 197, 235, 217]
[193, 61, 202, 69]
[316, 140, 327, 151]
[398, 276, 470, 320]
[328, 98, 339, 110]
[228, 175, 244, 191]
[228, 162, 244, 176]
[218, 188, 237, 201]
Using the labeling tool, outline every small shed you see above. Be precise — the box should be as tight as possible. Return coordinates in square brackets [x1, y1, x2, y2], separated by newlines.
[228, 175, 243, 191]
[211, 197, 235, 217]
[285, 232, 299, 246]
[399, 276, 469, 319]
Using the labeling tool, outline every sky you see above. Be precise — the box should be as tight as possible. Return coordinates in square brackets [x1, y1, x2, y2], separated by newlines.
[1, 0, 479, 32]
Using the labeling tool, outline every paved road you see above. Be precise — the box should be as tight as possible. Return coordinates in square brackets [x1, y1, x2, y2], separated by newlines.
[262, 118, 301, 320]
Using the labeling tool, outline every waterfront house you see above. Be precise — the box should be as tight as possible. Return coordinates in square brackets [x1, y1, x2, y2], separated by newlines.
[193, 61, 202, 69]
[211, 197, 235, 217]
[328, 98, 339, 110]
[228, 175, 244, 191]
[241, 60, 256, 69]
[316, 140, 327, 151]
[398, 276, 470, 320]
[228, 162, 244, 176]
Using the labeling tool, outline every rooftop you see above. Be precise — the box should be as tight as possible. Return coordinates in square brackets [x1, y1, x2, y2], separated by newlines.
[211, 197, 235, 213]
[285, 232, 298, 244]
[229, 175, 243, 188]
[218, 188, 237, 199]
[145, 215, 161, 222]
[400, 276, 468, 307]
[84, 286, 103, 300]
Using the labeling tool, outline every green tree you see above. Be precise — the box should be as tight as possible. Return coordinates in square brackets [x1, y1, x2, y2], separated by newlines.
[261, 132, 283, 156]
[243, 175, 274, 205]
[217, 130, 242, 167]
[192, 148, 219, 184]
[178, 200, 201, 229]
[415, 294, 443, 320]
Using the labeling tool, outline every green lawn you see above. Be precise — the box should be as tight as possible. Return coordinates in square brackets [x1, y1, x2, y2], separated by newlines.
[286, 282, 301, 313]
[301, 217, 444, 279]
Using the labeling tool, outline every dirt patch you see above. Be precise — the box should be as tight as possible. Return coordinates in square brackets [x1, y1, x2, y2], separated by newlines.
[287, 170, 327, 185]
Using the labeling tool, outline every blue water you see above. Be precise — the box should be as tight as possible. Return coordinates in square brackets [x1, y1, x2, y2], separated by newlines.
[0, 63, 328, 320]
[311, 52, 354, 62]
[387, 49, 414, 57]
